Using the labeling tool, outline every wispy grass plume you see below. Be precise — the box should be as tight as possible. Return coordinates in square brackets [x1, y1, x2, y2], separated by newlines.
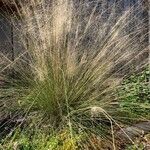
[0, 0, 149, 148]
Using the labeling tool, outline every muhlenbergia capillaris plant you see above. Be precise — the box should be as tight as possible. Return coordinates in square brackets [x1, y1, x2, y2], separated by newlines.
[0, 0, 149, 148]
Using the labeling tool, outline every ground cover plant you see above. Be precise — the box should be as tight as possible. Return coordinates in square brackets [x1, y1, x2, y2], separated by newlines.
[118, 68, 150, 121]
[0, 0, 149, 149]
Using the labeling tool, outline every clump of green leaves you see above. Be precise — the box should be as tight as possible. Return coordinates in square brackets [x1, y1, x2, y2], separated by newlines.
[118, 68, 150, 121]
[0, 127, 84, 150]
[126, 144, 145, 150]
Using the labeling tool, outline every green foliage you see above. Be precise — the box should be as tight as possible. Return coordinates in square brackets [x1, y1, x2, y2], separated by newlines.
[0, 127, 84, 150]
[118, 68, 150, 121]
[126, 144, 145, 150]
[120, 69, 149, 102]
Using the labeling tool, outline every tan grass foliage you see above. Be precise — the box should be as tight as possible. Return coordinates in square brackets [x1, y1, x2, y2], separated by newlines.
[0, 0, 149, 148]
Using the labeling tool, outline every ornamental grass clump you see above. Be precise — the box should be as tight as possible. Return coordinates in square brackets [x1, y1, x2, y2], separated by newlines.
[0, 0, 149, 148]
